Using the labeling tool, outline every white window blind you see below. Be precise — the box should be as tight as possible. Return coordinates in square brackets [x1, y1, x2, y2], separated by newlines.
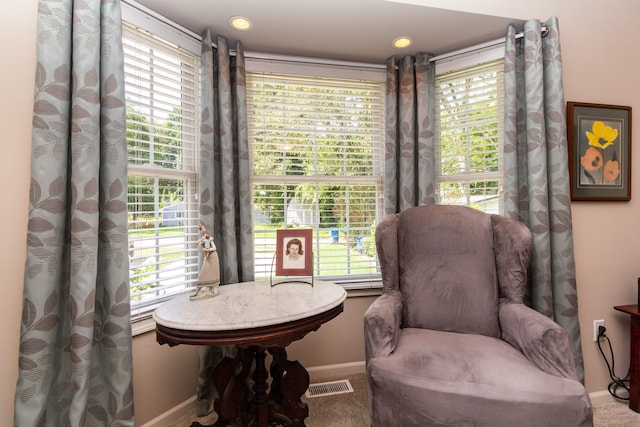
[247, 72, 385, 285]
[435, 59, 504, 214]
[123, 21, 201, 316]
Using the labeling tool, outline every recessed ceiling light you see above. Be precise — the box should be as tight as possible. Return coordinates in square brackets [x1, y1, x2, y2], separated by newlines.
[229, 16, 252, 31]
[393, 37, 413, 48]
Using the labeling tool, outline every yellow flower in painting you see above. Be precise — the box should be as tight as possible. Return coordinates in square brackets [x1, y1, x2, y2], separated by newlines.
[580, 146, 602, 172]
[604, 159, 620, 181]
[586, 121, 618, 149]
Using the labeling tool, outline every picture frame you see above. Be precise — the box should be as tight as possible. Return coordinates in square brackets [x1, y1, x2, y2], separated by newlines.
[275, 229, 313, 277]
[567, 102, 632, 201]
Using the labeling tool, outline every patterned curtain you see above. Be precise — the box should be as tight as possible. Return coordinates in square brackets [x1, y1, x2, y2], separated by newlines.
[195, 29, 255, 416]
[504, 17, 584, 381]
[14, 1, 134, 425]
[384, 53, 436, 214]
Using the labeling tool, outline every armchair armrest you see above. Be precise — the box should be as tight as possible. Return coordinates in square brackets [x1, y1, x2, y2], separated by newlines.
[499, 301, 579, 380]
[364, 292, 402, 360]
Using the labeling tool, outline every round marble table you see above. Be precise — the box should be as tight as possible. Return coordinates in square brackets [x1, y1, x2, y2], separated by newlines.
[153, 280, 346, 427]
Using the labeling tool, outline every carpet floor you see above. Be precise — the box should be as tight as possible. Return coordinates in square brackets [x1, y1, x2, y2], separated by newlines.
[168, 373, 640, 426]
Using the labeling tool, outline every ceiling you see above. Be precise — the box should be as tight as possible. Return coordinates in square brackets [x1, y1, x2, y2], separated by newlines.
[130, 0, 524, 64]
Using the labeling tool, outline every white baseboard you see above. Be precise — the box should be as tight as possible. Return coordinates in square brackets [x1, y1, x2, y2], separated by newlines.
[140, 361, 366, 427]
[307, 360, 366, 381]
[140, 395, 197, 427]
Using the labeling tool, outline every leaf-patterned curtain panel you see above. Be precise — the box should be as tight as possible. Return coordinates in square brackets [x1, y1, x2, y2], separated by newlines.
[503, 17, 585, 382]
[14, 1, 135, 425]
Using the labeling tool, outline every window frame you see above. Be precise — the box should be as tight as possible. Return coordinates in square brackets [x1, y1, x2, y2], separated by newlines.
[121, 2, 509, 327]
[245, 62, 387, 289]
[122, 4, 203, 328]
[434, 46, 505, 214]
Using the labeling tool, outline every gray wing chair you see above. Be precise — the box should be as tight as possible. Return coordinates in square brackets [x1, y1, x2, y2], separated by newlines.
[364, 205, 593, 427]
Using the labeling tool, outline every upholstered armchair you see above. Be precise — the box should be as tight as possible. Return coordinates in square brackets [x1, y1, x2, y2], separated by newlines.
[364, 205, 593, 427]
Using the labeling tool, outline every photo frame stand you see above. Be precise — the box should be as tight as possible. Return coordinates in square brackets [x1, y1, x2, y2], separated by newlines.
[269, 252, 314, 287]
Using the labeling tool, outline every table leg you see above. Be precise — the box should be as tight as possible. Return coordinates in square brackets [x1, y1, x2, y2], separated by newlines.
[269, 350, 284, 404]
[252, 349, 271, 425]
[630, 315, 640, 412]
[195, 345, 311, 426]
[192, 347, 252, 427]
[270, 347, 309, 426]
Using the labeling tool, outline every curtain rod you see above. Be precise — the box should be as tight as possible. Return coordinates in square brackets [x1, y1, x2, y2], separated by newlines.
[241, 26, 545, 70]
[429, 26, 548, 63]
[122, 0, 545, 69]
[244, 52, 386, 70]
[122, 0, 202, 41]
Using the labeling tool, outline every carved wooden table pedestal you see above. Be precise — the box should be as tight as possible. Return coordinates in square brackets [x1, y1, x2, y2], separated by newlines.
[154, 281, 347, 426]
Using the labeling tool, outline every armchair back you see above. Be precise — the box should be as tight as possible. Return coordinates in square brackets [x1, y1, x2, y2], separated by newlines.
[376, 205, 532, 338]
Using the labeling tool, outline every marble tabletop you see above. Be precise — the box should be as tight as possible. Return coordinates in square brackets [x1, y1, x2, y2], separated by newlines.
[153, 280, 347, 331]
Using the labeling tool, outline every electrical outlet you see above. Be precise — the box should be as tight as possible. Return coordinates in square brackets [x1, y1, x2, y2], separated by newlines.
[593, 320, 605, 342]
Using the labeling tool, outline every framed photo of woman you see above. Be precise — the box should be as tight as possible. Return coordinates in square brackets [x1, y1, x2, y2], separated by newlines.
[275, 229, 313, 277]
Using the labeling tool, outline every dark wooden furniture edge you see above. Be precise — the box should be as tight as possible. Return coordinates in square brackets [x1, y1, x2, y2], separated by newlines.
[156, 302, 344, 348]
[614, 304, 640, 413]
[614, 304, 640, 316]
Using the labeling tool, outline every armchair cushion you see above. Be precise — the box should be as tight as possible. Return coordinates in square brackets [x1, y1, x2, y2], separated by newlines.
[397, 206, 500, 337]
[367, 328, 592, 427]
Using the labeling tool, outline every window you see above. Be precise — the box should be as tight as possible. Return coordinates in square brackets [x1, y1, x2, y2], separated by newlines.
[435, 58, 504, 214]
[120, 1, 503, 312]
[247, 71, 385, 286]
[122, 21, 201, 316]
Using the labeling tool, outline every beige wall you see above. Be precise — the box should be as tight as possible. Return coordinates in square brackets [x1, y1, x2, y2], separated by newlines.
[4, 0, 640, 425]
[1, 0, 38, 424]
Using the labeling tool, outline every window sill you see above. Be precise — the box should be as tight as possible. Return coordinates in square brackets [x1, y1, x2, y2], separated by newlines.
[132, 314, 156, 337]
[345, 287, 382, 298]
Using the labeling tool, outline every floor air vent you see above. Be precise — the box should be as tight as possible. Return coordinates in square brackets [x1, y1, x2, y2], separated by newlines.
[305, 379, 354, 398]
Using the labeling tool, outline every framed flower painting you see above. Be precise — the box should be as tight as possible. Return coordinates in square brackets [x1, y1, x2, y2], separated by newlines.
[567, 102, 632, 201]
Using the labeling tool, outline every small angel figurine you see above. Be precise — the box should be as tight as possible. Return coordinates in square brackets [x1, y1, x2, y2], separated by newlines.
[190, 224, 221, 301]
